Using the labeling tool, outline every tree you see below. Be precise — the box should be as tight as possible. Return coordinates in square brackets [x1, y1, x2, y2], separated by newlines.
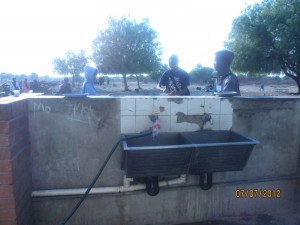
[92, 16, 162, 91]
[52, 50, 88, 86]
[189, 64, 214, 84]
[29, 72, 39, 81]
[149, 63, 169, 83]
[226, 0, 300, 94]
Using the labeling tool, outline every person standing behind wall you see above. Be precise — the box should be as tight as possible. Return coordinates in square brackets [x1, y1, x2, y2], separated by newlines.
[157, 54, 190, 96]
[31, 80, 39, 93]
[9, 78, 20, 95]
[214, 50, 240, 95]
[82, 65, 98, 95]
[57, 77, 72, 95]
[22, 77, 30, 93]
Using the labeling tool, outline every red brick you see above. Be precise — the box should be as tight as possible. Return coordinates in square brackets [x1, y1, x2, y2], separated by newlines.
[0, 197, 15, 209]
[0, 185, 14, 197]
[0, 135, 9, 147]
[0, 173, 13, 185]
[0, 208, 16, 220]
[0, 137, 28, 160]
[0, 126, 29, 149]
[0, 160, 12, 172]
[0, 104, 12, 121]
[0, 122, 9, 134]
[0, 148, 10, 160]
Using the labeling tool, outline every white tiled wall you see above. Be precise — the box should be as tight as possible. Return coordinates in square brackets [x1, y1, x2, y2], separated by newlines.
[120, 96, 233, 133]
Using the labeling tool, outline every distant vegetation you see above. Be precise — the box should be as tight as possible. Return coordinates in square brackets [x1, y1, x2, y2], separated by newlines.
[226, 0, 300, 93]
[3, 0, 300, 95]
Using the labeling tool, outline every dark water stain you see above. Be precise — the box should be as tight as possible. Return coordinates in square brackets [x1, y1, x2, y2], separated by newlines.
[168, 98, 183, 104]
[176, 112, 212, 130]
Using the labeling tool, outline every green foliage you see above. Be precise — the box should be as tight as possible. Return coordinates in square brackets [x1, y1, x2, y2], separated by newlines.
[92, 16, 162, 90]
[189, 64, 214, 84]
[52, 50, 88, 85]
[226, 0, 300, 93]
[29, 72, 39, 81]
[149, 63, 169, 82]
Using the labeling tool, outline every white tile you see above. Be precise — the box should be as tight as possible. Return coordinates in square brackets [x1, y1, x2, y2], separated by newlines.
[153, 98, 171, 115]
[185, 123, 201, 132]
[121, 98, 135, 116]
[220, 99, 233, 115]
[136, 98, 153, 115]
[121, 116, 135, 133]
[220, 114, 233, 130]
[170, 115, 188, 132]
[157, 116, 171, 132]
[187, 98, 205, 115]
[204, 98, 221, 115]
[135, 116, 153, 133]
[204, 114, 220, 130]
[170, 98, 188, 115]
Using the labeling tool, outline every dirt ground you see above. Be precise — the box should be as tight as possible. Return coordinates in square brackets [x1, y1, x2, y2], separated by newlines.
[89, 80, 299, 97]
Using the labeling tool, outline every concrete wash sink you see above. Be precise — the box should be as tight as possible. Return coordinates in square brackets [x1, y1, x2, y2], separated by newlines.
[121, 130, 259, 195]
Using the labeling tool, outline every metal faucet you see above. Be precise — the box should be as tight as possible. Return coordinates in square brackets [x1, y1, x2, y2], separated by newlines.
[201, 113, 213, 126]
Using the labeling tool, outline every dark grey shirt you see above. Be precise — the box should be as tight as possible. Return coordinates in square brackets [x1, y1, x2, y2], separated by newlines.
[218, 73, 240, 95]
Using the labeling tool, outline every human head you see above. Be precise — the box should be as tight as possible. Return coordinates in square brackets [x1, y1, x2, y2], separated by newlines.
[168, 54, 179, 70]
[84, 65, 98, 83]
[12, 78, 17, 82]
[63, 77, 69, 83]
[214, 50, 234, 73]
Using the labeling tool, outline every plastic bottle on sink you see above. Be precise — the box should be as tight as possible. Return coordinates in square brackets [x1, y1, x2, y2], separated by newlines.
[152, 119, 161, 137]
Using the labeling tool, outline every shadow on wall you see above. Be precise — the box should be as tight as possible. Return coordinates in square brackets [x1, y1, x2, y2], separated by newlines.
[176, 112, 213, 130]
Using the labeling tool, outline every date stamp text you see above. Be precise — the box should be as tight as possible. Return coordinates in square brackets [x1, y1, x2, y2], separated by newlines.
[235, 189, 281, 198]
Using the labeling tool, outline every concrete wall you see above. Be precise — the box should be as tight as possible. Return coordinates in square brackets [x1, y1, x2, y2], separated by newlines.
[1, 95, 300, 225]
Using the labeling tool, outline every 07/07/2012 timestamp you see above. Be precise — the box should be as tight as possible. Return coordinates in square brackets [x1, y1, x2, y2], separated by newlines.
[235, 189, 281, 198]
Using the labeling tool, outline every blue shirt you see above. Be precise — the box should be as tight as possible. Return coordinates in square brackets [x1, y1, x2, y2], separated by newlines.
[158, 68, 190, 95]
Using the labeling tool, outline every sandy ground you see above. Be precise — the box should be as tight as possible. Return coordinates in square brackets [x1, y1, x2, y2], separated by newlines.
[90, 80, 299, 97]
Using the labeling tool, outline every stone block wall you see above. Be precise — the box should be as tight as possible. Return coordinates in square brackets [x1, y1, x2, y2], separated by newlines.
[0, 99, 32, 225]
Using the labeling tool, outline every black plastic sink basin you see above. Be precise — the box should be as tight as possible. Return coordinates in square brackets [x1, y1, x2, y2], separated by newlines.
[182, 130, 259, 173]
[121, 130, 259, 194]
[121, 131, 259, 178]
[121, 132, 194, 178]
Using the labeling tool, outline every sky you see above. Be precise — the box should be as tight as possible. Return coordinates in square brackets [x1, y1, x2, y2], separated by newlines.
[0, 0, 262, 76]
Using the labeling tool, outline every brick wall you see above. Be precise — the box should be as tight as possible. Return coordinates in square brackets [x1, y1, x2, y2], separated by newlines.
[0, 99, 32, 225]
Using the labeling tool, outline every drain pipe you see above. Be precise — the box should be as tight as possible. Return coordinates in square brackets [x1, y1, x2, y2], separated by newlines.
[32, 175, 186, 198]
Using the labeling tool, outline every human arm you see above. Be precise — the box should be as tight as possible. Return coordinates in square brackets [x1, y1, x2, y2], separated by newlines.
[157, 72, 170, 93]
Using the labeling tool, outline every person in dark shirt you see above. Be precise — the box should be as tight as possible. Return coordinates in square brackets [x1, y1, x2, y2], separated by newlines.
[31, 80, 39, 93]
[57, 77, 72, 95]
[214, 50, 240, 95]
[157, 54, 190, 96]
[9, 78, 20, 95]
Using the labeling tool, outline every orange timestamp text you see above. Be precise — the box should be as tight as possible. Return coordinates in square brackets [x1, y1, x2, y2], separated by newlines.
[235, 189, 281, 198]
